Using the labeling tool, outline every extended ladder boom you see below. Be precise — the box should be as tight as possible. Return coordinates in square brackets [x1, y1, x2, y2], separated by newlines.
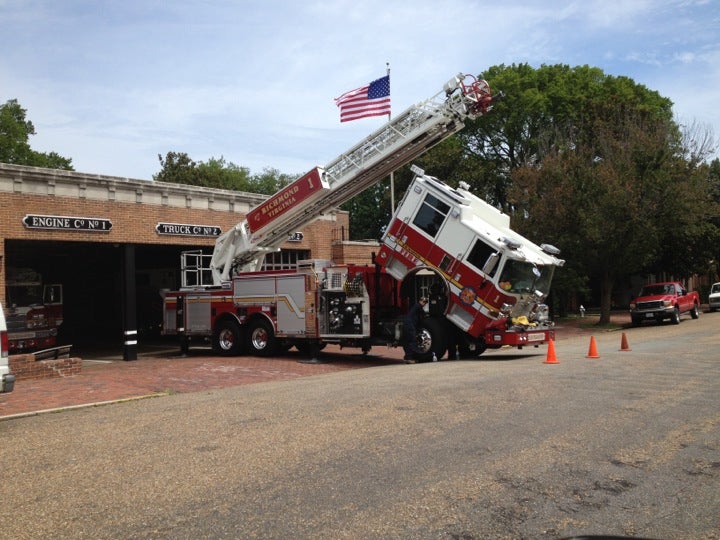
[209, 73, 495, 284]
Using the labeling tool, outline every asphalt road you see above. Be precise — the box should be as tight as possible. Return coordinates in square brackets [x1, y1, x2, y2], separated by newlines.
[2, 313, 719, 539]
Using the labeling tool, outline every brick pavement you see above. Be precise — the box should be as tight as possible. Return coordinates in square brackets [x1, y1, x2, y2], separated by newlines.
[0, 345, 399, 420]
[0, 315, 625, 421]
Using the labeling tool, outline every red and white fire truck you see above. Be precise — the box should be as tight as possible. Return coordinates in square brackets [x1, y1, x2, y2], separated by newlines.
[4, 267, 63, 352]
[161, 73, 564, 360]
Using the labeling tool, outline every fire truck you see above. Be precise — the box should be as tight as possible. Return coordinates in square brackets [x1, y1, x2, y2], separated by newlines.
[161, 73, 564, 360]
[4, 267, 63, 352]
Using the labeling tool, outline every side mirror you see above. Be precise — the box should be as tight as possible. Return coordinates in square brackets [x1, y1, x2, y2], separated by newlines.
[482, 253, 499, 275]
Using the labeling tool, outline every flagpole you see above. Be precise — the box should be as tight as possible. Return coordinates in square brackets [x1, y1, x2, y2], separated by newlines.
[387, 62, 395, 213]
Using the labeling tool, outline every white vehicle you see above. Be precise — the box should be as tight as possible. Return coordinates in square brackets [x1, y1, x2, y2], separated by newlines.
[0, 301, 16, 393]
[709, 282, 720, 312]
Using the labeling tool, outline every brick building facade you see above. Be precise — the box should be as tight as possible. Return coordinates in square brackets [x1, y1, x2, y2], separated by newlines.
[0, 163, 377, 355]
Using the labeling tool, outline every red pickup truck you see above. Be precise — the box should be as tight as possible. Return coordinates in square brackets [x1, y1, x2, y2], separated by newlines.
[629, 281, 700, 326]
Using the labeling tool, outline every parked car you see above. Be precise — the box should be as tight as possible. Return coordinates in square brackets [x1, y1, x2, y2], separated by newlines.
[0, 301, 16, 393]
[709, 282, 720, 312]
[629, 281, 700, 326]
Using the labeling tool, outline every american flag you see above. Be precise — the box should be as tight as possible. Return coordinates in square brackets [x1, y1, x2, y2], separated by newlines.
[334, 75, 391, 122]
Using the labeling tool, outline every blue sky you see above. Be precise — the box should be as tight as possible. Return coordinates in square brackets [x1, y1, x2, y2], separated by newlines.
[1, 0, 718, 180]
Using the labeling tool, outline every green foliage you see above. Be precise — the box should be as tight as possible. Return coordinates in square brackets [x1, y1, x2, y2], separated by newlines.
[249, 167, 295, 195]
[340, 180, 393, 241]
[154, 152, 199, 185]
[655, 158, 720, 279]
[0, 99, 73, 169]
[154, 151, 293, 194]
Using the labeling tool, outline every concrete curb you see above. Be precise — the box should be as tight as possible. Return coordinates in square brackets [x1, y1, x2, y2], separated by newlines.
[0, 391, 171, 422]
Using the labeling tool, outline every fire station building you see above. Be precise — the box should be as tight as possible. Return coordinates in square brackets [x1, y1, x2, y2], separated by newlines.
[0, 163, 376, 357]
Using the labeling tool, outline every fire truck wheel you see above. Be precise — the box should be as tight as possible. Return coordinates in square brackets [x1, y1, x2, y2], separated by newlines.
[415, 318, 447, 361]
[247, 319, 278, 357]
[212, 320, 245, 356]
[458, 338, 487, 358]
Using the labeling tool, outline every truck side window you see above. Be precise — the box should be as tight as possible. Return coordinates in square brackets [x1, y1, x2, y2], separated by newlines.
[466, 239, 498, 276]
[412, 194, 450, 238]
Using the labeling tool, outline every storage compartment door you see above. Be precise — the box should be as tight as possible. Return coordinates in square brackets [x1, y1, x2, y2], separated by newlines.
[276, 275, 306, 335]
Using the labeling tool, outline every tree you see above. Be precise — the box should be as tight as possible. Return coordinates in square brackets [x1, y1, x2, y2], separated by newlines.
[0, 99, 73, 169]
[458, 63, 586, 208]
[511, 117, 673, 321]
[341, 180, 393, 241]
[247, 167, 295, 195]
[154, 152, 200, 185]
[154, 152, 294, 194]
[709, 159, 720, 281]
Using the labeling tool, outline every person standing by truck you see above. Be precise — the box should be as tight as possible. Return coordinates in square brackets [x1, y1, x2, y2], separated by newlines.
[403, 297, 428, 363]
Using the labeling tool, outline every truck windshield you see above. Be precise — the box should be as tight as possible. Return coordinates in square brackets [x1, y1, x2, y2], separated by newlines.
[639, 284, 675, 296]
[7, 285, 44, 306]
[497, 259, 554, 295]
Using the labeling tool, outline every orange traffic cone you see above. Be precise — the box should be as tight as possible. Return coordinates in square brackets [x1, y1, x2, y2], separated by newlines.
[620, 332, 631, 351]
[586, 336, 600, 358]
[543, 338, 559, 364]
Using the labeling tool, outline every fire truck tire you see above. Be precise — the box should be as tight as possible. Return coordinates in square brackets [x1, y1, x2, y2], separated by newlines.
[247, 319, 278, 357]
[458, 338, 487, 358]
[415, 318, 447, 361]
[212, 320, 245, 356]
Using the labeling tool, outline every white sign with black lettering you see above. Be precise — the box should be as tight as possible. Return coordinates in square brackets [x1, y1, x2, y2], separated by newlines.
[156, 222, 222, 237]
[23, 214, 112, 232]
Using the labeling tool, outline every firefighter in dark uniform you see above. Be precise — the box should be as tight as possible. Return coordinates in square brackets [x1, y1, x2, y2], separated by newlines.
[403, 297, 428, 363]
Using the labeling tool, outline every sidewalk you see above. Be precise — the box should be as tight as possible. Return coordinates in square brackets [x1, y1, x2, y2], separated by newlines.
[0, 315, 624, 421]
[0, 343, 402, 420]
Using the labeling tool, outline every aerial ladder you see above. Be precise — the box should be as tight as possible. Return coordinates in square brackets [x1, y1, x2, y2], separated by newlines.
[205, 73, 495, 285]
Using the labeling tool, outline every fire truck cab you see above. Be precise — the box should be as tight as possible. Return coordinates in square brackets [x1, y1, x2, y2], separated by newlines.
[377, 165, 563, 356]
[4, 267, 64, 352]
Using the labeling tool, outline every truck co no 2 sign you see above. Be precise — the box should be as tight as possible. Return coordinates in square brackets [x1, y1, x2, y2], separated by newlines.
[23, 214, 113, 232]
[155, 223, 222, 237]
